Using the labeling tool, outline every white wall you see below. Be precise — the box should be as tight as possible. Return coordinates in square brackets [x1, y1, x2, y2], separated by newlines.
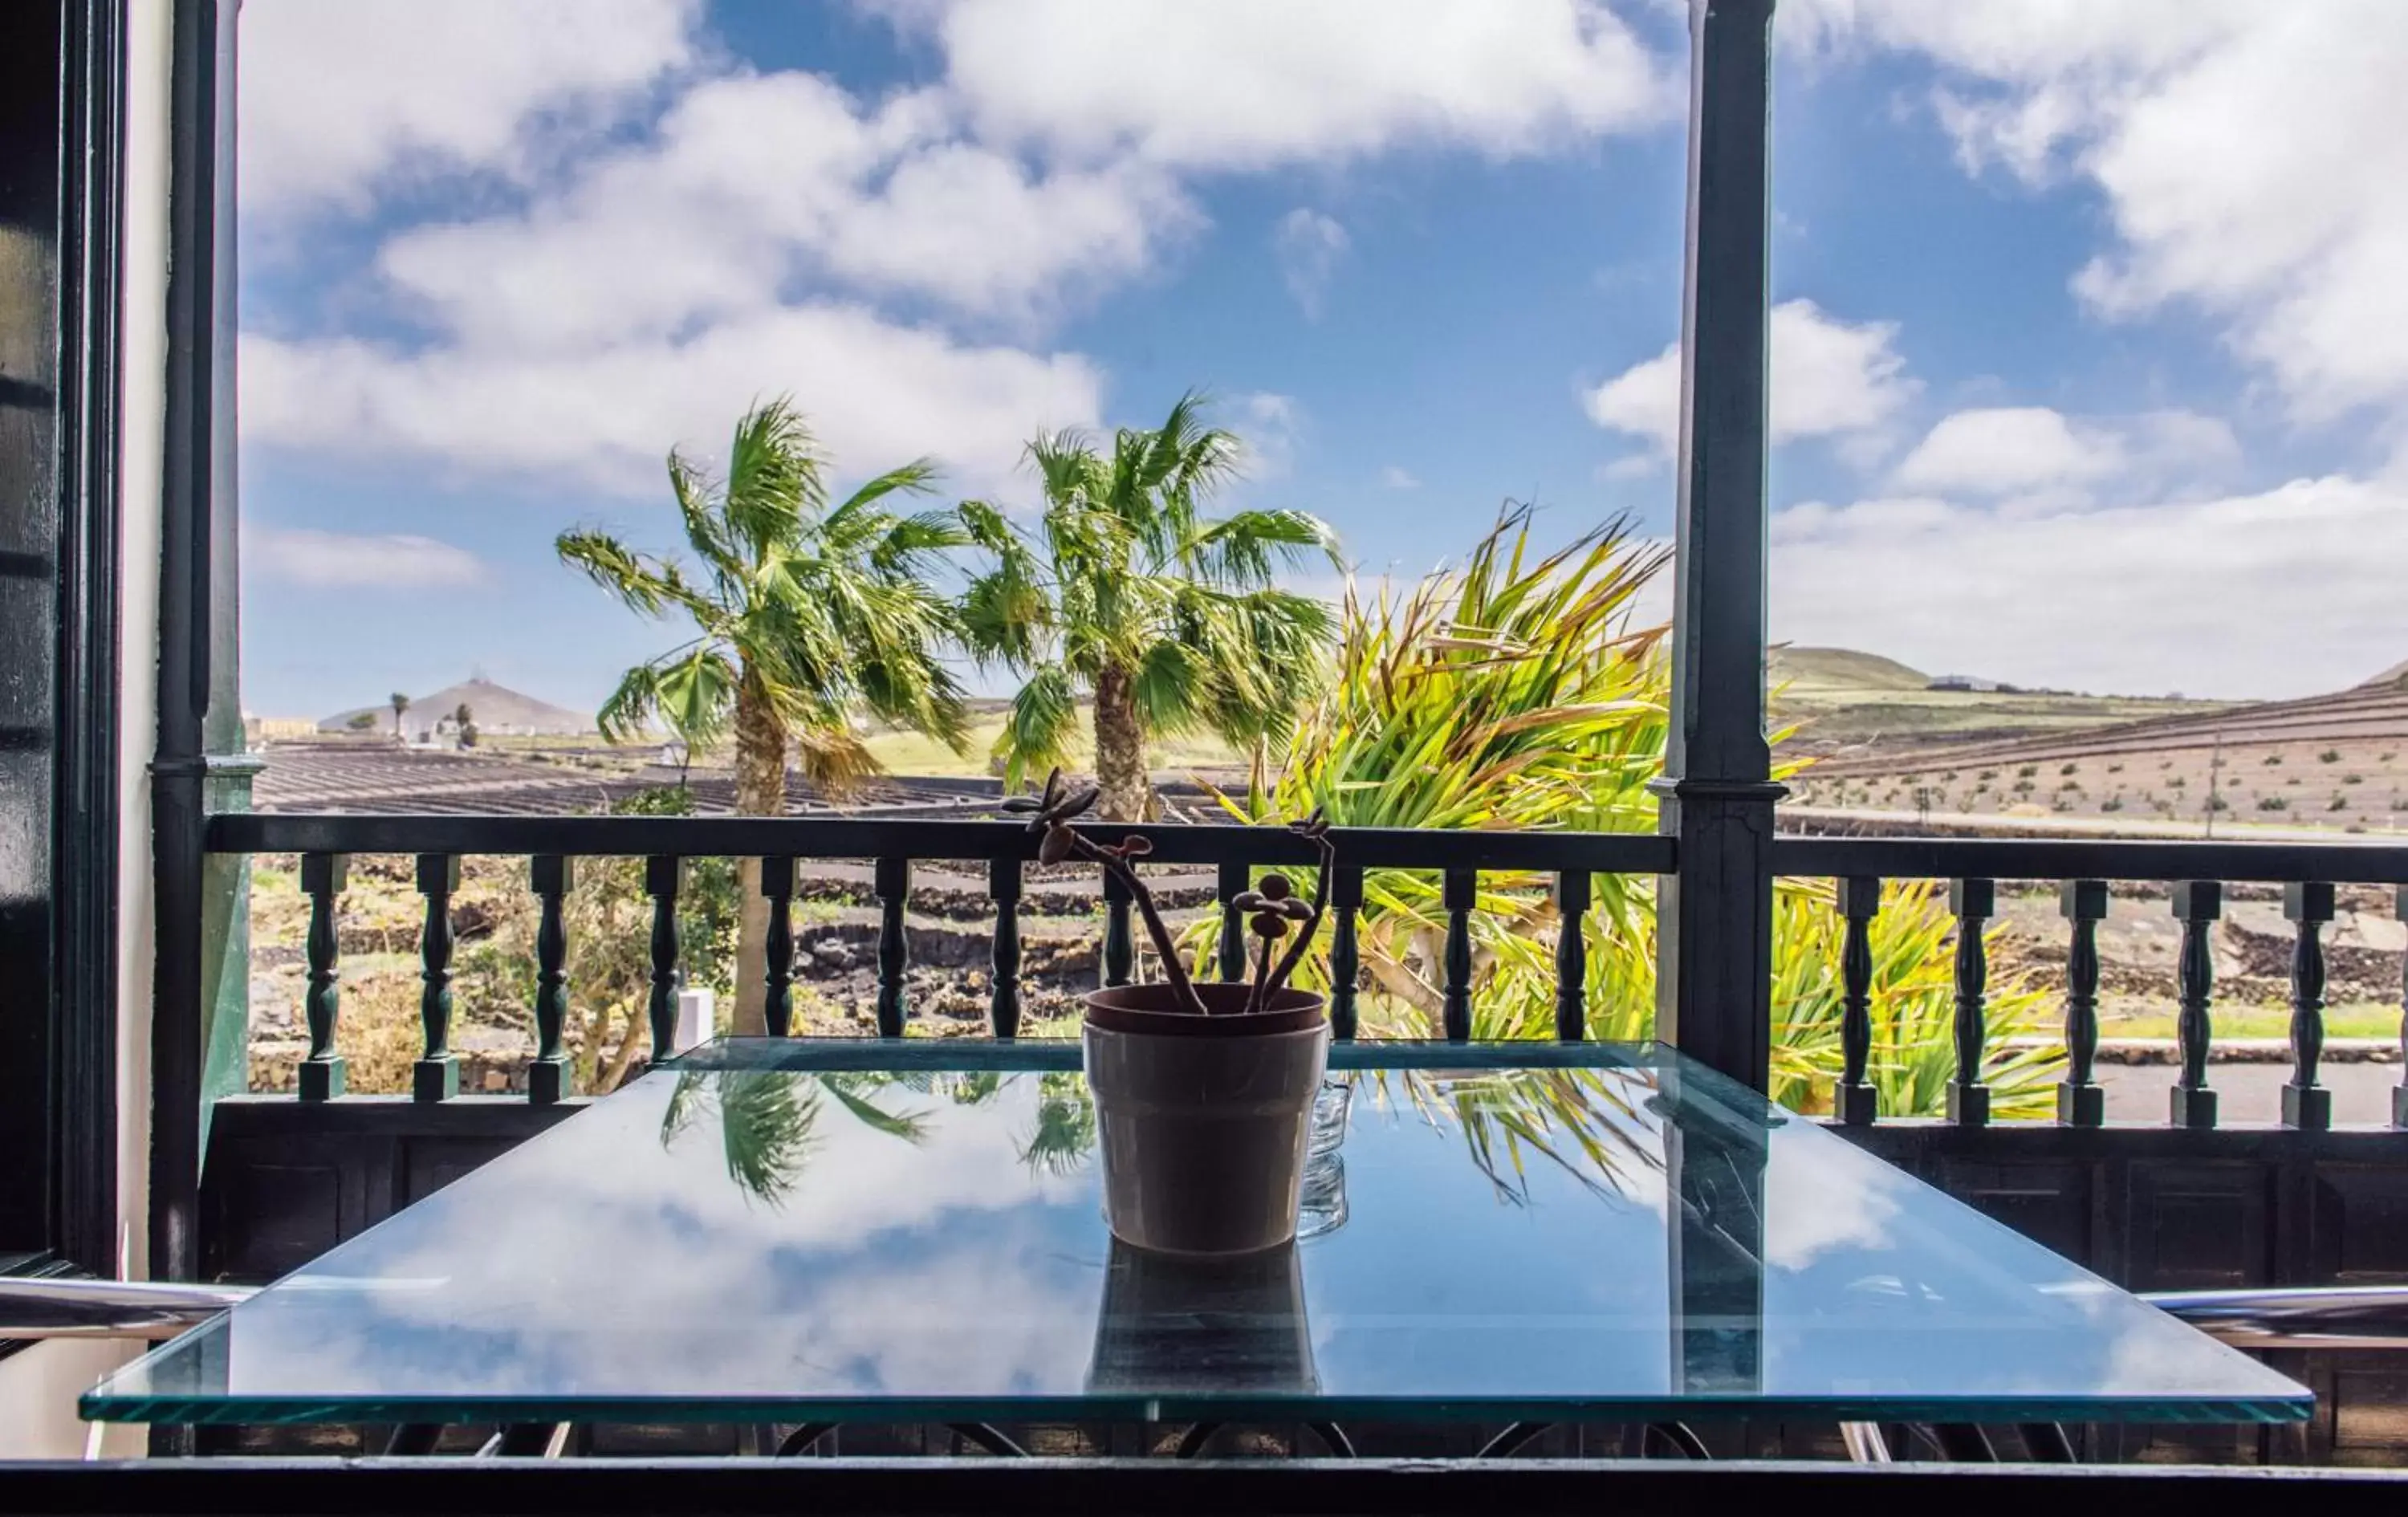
[0, 0, 169, 1459]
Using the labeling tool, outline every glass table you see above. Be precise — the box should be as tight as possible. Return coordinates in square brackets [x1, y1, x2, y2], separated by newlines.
[85, 1040, 2308, 1432]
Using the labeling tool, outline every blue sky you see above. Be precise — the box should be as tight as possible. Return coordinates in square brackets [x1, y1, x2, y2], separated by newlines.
[236, 1, 2408, 719]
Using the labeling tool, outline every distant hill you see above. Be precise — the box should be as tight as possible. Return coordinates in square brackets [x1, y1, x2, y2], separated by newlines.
[1768, 646, 1932, 693]
[2359, 658, 2408, 689]
[320, 677, 594, 739]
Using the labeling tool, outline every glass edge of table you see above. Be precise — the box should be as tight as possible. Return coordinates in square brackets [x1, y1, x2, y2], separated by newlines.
[668, 1036, 1676, 1076]
[80, 1380, 2315, 1429]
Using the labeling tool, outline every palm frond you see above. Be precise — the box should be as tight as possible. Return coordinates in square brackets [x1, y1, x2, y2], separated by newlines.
[995, 661, 1080, 792]
[722, 397, 824, 557]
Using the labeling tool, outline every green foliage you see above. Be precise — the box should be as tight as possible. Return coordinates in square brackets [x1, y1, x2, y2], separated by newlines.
[344, 712, 377, 732]
[2257, 795, 2288, 811]
[559, 397, 969, 794]
[2321, 750, 2344, 763]
[959, 392, 1343, 797]
[1194, 507, 2059, 1118]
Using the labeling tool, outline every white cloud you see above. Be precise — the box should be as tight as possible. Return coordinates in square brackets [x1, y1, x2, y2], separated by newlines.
[239, 0, 699, 213]
[1274, 209, 1349, 320]
[1232, 392, 1303, 479]
[1770, 474, 2408, 699]
[1597, 453, 1662, 482]
[1789, 2, 2408, 437]
[246, 527, 490, 590]
[1893, 406, 2122, 496]
[1379, 465, 1422, 490]
[242, 306, 1104, 498]
[1584, 299, 1914, 453]
[918, 0, 1674, 169]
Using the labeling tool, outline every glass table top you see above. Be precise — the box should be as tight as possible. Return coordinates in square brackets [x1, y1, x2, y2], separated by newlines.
[87, 1039, 2308, 1427]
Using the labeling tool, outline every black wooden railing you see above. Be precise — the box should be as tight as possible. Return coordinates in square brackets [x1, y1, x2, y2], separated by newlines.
[209, 814, 2408, 1133]
[1772, 837, 2408, 1132]
[208, 813, 1674, 1103]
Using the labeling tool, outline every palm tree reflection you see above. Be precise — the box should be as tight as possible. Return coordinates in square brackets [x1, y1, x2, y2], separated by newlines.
[1017, 1072, 1097, 1177]
[660, 1071, 932, 1206]
[1365, 1064, 1662, 1205]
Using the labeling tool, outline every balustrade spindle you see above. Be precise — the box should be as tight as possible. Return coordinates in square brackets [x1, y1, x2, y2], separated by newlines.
[2398, 886, 2408, 1130]
[760, 856, 795, 1037]
[2057, 880, 2107, 1129]
[989, 858, 1023, 1039]
[1836, 876, 1881, 1127]
[1442, 869, 1477, 1042]
[1101, 868, 1135, 989]
[1216, 861, 1250, 983]
[1329, 866, 1364, 1041]
[529, 855, 573, 1105]
[1555, 870, 1592, 1043]
[645, 856, 682, 1061]
[2284, 881, 2335, 1132]
[2170, 881, 2222, 1130]
[1947, 878, 1993, 1127]
[876, 856, 911, 1036]
[299, 852, 348, 1102]
[413, 854, 459, 1102]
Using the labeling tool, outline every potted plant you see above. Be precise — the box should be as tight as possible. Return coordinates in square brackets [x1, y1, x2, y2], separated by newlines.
[1006, 771, 1335, 1256]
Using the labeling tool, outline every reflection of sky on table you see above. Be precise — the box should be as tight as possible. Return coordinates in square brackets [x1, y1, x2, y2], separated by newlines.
[87, 1043, 2306, 1426]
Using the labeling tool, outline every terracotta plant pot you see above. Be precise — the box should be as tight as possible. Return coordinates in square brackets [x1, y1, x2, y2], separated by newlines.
[1082, 982, 1330, 1257]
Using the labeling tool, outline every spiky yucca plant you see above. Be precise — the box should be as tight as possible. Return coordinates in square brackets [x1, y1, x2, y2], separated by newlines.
[1202, 507, 2062, 1118]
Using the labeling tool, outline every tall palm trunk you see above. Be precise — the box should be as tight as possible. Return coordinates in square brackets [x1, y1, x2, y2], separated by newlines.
[1092, 663, 1149, 822]
[731, 673, 787, 1036]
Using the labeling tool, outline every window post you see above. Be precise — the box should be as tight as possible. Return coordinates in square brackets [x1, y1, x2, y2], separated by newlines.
[1653, 0, 1783, 1092]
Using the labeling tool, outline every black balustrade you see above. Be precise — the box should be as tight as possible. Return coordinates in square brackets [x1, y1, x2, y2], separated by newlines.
[1948, 878, 1993, 1128]
[1834, 876, 1879, 1127]
[218, 818, 2408, 1132]
[2170, 881, 2220, 1131]
[415, 854, 459, 1103]
[298, 852, 347, 1102]
[645, 856, 682, 1060]
[2057, 880, 2106, 1129]
[2284, 882, 2334, 1132]
[529, 856, 572, 1106]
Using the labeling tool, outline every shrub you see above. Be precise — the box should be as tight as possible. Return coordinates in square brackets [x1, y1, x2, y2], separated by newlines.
[2107, 763, 2124, 774]
[2258, 795, 2288, 811]
[2016, 764, 2037, 778]
[2321, 750, 2343, 764]
[2168, 775, 2188, 788]
[2385, 752, 2399, 763]
[2059, 763, 2078, 775]
[2012, 779, 2036, 795]
[2206, 795, 2231, 812]
[2057, 779, 2081, 792]
[1978, 769, 1997, 781]
[2262, 753, 2283, 766]
[2345, 773, 2365, 785]
[2330, 795, 2349, 811]
[2101, 797, 2125, 812]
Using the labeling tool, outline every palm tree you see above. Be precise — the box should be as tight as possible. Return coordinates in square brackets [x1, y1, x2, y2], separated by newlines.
[960, 392, 1343, 820]
[559, 397, 970, 1032]
[388, 691, 410, 740]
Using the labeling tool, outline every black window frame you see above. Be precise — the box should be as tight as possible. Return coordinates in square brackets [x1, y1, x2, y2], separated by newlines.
[0, 0, 127, 1294]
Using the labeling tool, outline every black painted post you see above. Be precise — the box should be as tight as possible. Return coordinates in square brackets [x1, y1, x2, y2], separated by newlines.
[760, 856, 795, 1037]
[645, 856, 681, 1060]
[1947, 878, 1993, 1127]
[1653, 0, 1784, 1093]
[1328, 866, 1363, 1041]
[2057, 880, 2107, 1128]
[1835, 876, 1880, 1127]
[2283, 881, 2334, 1132]
[2397, 886, 2408, 1129]
[2170, 881, 2221, 1130]
[413, 855, 459, 1102]
[989, 858, 1023, 1039]
[297, 853, 348, 1101]
[1101, 868, 1136, 989]
[875, 856, 911, 1035]
[1216, 860, 1250, 983]
[1442, 868, 1477, 1042]
[529, 856, 573, 1105]
[1555, 870, 1592, 1042]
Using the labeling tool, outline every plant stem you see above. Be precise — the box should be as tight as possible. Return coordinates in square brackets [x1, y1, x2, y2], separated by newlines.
[1266, 832, 1336, 998]
[1248, 934, 1274, 1015]
[1065, 834, 1210, 1016]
